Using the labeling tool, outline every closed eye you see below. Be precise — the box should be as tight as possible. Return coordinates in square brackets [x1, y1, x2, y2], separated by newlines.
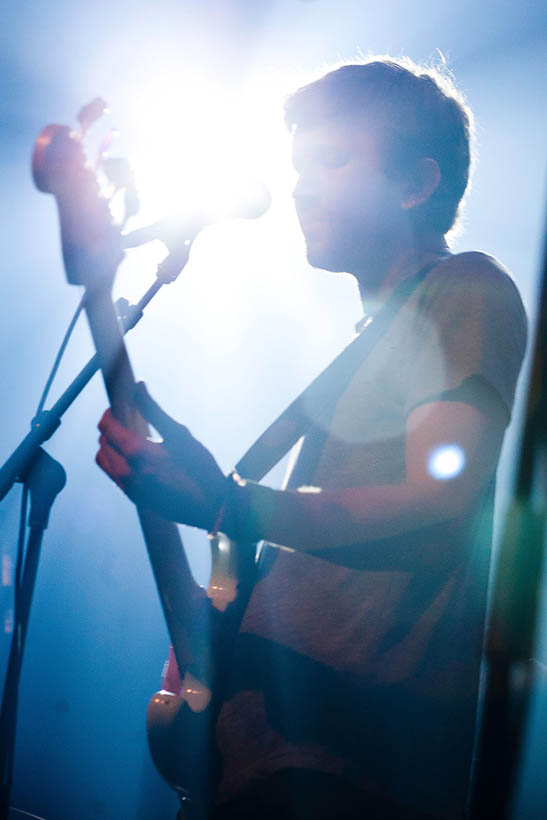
[316, 145, 351, 169]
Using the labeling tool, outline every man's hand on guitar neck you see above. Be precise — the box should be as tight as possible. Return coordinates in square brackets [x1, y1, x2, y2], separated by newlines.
[96, 383, 226, 531]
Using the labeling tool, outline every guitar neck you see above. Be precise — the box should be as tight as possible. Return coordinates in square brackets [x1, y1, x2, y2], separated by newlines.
[84, 287, 205, 671]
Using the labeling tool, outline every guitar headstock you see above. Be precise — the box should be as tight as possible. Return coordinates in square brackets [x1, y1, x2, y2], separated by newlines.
[32, 105, 124, 291]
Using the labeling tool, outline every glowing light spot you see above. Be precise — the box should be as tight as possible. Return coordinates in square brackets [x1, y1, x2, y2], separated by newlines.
[428, 444, 466, 480]
[2, 554, 13, 586]
[109, 65, 303, 351]
[123, 70, 294, 229]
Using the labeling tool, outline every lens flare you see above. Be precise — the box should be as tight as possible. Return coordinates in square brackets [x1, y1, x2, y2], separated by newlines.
[428, 444, 466, 480]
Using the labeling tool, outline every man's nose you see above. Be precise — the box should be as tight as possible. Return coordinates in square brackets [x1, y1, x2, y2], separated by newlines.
[293, 174, 319, 204]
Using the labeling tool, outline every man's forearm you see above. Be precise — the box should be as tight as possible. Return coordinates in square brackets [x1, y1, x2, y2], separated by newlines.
[224, 478, 465, 570]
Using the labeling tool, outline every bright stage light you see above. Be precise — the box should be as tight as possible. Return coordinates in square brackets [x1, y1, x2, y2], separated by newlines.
[124, 69, 296, 228]
[428, 444, 466, 481]
[109, 66, 315, 357]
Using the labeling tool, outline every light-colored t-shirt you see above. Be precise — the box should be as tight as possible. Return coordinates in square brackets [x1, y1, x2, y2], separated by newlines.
[215, 252, 527, 818]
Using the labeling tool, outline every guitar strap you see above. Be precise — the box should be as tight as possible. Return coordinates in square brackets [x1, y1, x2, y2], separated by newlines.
[235, 260, 442, 483]
[159, 261, 443, 712]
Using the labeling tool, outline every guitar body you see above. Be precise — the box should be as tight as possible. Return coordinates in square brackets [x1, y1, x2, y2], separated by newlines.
[32, 116, 256, 818]
[147, 691, 219, 818]
[147, 530, 257, 816]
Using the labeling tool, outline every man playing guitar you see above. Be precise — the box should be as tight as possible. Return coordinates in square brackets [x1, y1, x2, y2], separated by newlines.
[97, 57, 527, 819]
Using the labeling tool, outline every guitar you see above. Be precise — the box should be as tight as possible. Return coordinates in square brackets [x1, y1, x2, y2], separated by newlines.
[32, 103, 257, 819]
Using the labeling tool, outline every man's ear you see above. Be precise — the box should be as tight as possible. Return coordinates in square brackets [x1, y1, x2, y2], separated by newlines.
[400, 157, 441, 210]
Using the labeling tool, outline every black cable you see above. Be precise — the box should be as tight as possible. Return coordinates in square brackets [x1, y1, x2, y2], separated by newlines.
[14, 488, 28, 595]
[1, 296, 85, 819]
[35, 292, 86, 416]
[12, 292, 85, 626]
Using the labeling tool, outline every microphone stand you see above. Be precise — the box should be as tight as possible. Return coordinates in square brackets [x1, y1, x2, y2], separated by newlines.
[0, 450, 66, 820]
[0, 241, 192, 820]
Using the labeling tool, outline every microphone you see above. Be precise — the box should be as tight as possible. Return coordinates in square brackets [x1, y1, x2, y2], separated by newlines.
[122, 182, 271, 250]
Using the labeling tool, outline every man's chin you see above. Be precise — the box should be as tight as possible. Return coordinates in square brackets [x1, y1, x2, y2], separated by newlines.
[306, 246, 348, 274]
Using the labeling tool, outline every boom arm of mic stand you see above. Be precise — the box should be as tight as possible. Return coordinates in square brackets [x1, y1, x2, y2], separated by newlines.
[0, 242, 191, 502]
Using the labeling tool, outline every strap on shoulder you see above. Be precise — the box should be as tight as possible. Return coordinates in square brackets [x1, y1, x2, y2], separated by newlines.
[235, 261, 440, 482]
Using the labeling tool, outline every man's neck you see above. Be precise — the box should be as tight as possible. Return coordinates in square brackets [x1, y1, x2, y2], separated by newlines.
[356, 232, 449, 311]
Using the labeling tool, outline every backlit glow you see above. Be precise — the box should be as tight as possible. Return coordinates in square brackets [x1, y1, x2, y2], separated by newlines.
[108, 65, 315, 355]
[428, 444, 466, 480]
[124, 69, 295, 227]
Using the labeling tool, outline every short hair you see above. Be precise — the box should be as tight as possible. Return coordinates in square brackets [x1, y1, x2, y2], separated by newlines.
[284, 57, 475, 236]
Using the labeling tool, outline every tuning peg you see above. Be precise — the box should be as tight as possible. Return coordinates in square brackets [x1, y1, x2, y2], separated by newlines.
[77, 97, 109, 136]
